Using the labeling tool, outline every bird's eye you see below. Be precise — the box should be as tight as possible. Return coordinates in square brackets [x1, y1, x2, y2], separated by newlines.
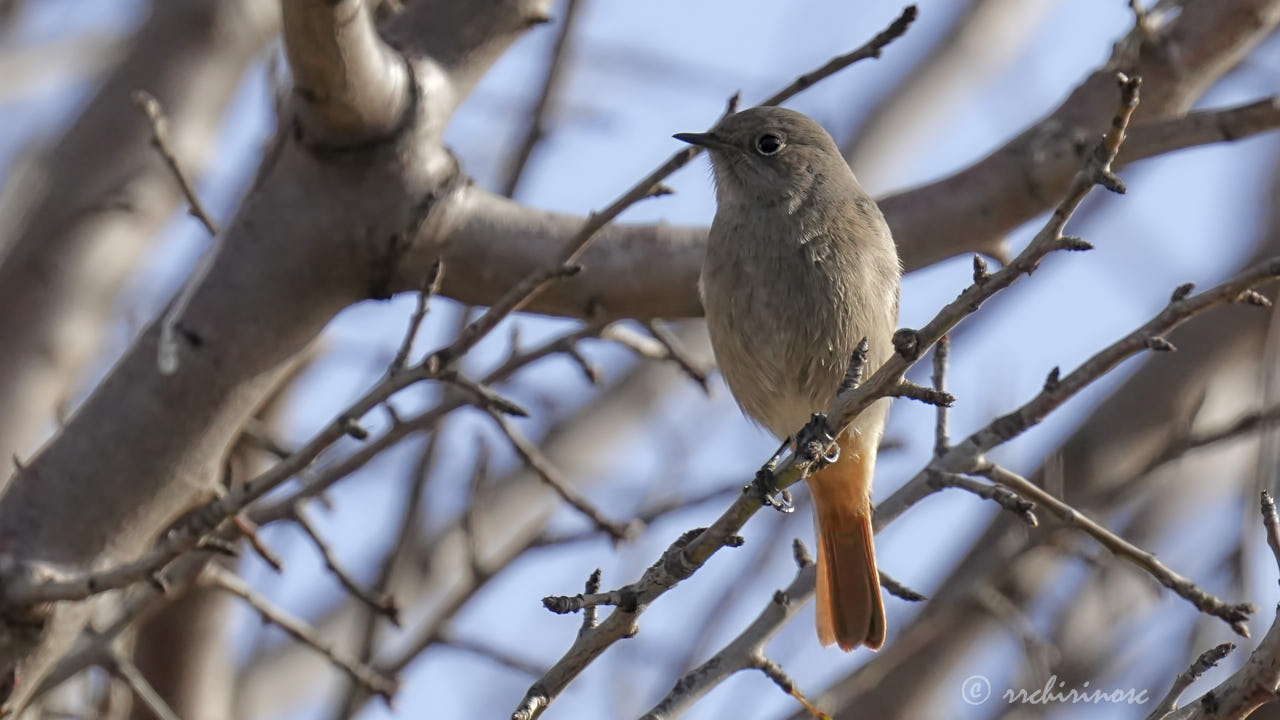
[755, 133, 784, 155]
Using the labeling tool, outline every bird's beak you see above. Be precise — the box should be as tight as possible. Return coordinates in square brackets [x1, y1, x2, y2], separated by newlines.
[673, 132, 729, 151]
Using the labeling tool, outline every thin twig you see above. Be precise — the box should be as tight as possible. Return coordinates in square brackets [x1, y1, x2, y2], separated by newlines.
[641, 319, 712, 391]
[132, 89, 219, 235]
[1263, 490, 1280, 585]
[756, 5, 918, 107]
[231, 513, 283, 572]
[294, 505, 400, 624]
[389, 259, 444, 373]
[891, 379, 955, 407]
[879, 570, 925, 602]
[751, 656, 829, 720]
[529, 481, 738, 547]
[484, 406, 633, 542]
[929, 471, 1039, 527]
[110, 651, 184, 720]
[461, 437, 490, 579]
[639, 551, 818, 720]
[240, 418, 295, 460]
[579, 569, 602, 637]
[972, 460, 1253, 636]
[1145, 642, 1235, 720]
[437, 633, 548, 678]
[542, 585, 635, 615]
[932, 335, 950, 456]
[439, 370, 530, 417]
[499, 0, 585, 198]
[204, 566, 398, 701]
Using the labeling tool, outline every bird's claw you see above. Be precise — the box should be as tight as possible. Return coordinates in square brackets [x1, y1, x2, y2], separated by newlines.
[752, 466, 795, 514]
[797, 413, 839, 470]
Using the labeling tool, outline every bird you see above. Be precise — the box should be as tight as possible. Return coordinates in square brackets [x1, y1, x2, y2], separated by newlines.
[675, 106, 901, 650]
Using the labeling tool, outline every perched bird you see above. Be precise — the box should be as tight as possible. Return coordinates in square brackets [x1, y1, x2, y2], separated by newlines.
[676, 106, 901, 650]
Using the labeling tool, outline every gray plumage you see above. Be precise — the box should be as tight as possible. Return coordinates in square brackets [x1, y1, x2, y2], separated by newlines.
[678, 106, 902, 651]
[683, 106, 900, 442]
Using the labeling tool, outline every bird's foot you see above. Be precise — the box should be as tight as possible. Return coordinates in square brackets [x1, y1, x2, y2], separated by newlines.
[797, 412, 839, 470]
[752, 464, 795, 514]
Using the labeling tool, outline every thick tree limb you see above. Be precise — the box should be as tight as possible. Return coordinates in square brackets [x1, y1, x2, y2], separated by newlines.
[434, 97, 1280, 320]
[434, 0, 1280, 321]
[282, 0, 409, 144]
[384, 0, 556, 102]
[0, 0, 278, 475]
[0, 0, 539, 706]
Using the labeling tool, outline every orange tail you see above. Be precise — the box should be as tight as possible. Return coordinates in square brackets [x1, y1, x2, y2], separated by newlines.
[808, 434, 885, 651]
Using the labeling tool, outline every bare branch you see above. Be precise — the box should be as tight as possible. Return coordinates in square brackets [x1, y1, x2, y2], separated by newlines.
[931, 335, 951, 456]
[600, 322, 712, 390]
[641, 320, 713, 391]
[436, 633, 547, 678]
[441, 371, 530, 417]
[1264, 490, 1280, 586]
[389, 259, 444, 373]
[110, 651, 184, 720]
[929, 472, 1039, 527]
[942, 261, 1280, 467]
[433, 6, 919, 321]
[508, 74, 1145, 720]
[205, 566, 398, 702]
[484, 407, 634, 543]
[1154, 492, 1280, 719]
[971, 460, 1253, 636]
[294, 505, 400, 624]
[891, 379, 955, 407]
[879, 571, 926, 602]
[499, 0, 585, 198]
[530, 481, 741, 548]
[639, 553, 817, 720]
[578, 569, 602, 638]
[231, 513, 283, 572]
[751, 656, 827, 720]
[1146, 642, 1235, 720]
[281, 0, 410, 144]
[756, 5, 918, 106]
[132, 90, 219, 236]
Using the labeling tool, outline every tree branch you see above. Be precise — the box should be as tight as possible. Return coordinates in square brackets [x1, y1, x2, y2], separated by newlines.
[499, 0, 585, 198]
[281, 0, 410, 144]
[204, 566, 398, 702]
[639, 541, 817, 720]
[433, 9, 1280, 321]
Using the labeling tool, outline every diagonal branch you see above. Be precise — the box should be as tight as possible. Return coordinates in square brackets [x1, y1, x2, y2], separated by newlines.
[204, 566, 398, 702]
[508, 73, 1280, 720]
[483, 407, 634, 542]
[639, 540, 818, 720]
[499, 0, 586, 198]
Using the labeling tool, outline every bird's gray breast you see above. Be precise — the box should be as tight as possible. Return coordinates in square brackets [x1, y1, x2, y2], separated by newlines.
[700, 209, 871, 439]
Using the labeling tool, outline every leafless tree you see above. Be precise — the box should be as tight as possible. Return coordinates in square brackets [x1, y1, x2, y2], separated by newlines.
[1, 1, 1279, 719]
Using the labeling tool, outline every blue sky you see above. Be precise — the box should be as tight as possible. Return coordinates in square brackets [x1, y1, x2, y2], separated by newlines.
[4, 1, 1280, 718]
